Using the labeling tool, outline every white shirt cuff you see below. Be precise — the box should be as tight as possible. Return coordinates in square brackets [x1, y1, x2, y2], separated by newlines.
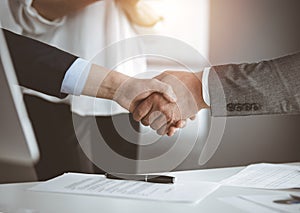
[61, 58, 91, 96]
[202, 67, 211, 106]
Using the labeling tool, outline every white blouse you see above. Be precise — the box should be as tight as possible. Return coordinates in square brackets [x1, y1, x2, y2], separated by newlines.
[8, 0, 147, 116]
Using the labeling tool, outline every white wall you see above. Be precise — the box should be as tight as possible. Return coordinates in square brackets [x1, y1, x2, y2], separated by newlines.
[142, 0, 210, 60]
[209, 0, 300, 64]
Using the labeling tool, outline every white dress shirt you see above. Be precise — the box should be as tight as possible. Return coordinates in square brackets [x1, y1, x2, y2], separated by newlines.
[202, 67, 211, 106]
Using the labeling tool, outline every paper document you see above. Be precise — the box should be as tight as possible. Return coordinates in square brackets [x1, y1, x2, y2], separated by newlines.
[220, 196, 278, 213]
[29, 173, 219, 203]
[220, 194, 300, 213]
[222, 163, 300, 189]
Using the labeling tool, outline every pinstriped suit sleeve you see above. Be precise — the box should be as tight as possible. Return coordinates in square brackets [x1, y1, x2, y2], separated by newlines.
[208, 52, 300, 116]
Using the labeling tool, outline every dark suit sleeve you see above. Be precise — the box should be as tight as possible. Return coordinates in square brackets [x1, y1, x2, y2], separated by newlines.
[208, 52, 300, 116]
[3, 29, 78, 98]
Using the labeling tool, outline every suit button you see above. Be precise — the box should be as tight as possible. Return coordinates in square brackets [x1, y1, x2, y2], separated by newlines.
[227, 103, 235, 111]
[252, 103, 261, 111]
[235, 104, 243, 111]
[243, 103, 252, 111]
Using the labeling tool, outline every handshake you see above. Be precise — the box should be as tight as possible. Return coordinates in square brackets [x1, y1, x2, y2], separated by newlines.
[83, 65, 210, 136]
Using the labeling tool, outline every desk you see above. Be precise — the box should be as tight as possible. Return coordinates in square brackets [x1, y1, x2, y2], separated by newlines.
[0, 164, 299, 213]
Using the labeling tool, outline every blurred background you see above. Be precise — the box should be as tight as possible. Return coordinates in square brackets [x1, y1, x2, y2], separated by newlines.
[136, 0, 300, 173]
[0, 0, 300, 183]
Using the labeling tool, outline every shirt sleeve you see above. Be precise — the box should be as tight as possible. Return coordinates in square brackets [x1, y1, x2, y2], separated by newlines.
[202, 67, 211, 106]
[61, 58, 91, 96]
[8, 0, 66, 35]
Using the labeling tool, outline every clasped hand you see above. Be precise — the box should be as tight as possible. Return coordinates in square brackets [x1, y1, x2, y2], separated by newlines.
[83, 65, 207, 135]
[131, 71, 208, 136]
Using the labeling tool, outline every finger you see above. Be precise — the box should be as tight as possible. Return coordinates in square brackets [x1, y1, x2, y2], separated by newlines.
[142, 110, 160, 126]
[151, 79, 177, 103]
[132, 99, 153, 121]
[129, 98, 144, 113]
[167, 126, 178, 137]
[175, 120, 186, 128]
[154, 72, 167, 81]
[154, 71, 173, 81]
[150, 113, 168, 130]
[157, 123, 170, 135]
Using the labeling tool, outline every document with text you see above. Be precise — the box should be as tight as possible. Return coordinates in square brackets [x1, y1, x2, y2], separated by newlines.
[222, 163, 300, 189]
[29, 173, 219, 203]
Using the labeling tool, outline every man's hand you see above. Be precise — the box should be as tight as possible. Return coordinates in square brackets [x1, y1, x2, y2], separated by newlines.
[132, 92, 186, 136]
[133, 71, 209, 136]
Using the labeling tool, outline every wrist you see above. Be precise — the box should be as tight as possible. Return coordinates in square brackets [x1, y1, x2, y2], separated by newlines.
[82, 64, 129, 100]
[97, 71, 130, 100]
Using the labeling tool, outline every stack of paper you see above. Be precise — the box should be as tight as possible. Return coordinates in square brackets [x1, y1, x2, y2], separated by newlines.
[221, 163, 300, 189]
[29, 173, 219, 203]
[220, 194, 300, 213]
[220, 163, 300, 213]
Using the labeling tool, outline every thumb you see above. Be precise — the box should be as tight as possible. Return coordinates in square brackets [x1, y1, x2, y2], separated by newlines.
[151, 79, 177, 103]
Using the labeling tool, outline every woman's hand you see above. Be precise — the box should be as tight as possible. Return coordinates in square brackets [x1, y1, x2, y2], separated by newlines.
[82, 64, 177, 112]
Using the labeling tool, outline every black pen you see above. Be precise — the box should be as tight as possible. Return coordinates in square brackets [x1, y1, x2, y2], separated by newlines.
[273, 194, 300, 204]
[105, 173, 175, 184]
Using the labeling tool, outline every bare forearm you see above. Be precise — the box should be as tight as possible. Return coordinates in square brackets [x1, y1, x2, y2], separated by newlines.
[32, 0, 99, 20]
[81, 64, 176, 112]
[82, 64, 129, 100]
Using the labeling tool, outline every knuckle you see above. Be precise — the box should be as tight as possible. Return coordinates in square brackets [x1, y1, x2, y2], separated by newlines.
[149, 78, 159, 87]
[157, 103, 165, 112]
[133, 109, 143, 121]
[151, 119, 166, 131]
[156, 72, 167, 80]
[162, 111, 173, 123]
[157, 125, 168, 135]
[150, 123, 159, 130]
[141, 118, 150, 126]
[157, 129, 164, 135]
[152, 93, 161, 100]
[149, 110, 159, 119]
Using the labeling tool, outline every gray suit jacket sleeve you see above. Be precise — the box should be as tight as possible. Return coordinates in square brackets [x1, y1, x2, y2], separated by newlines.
[208, 52, 300, 117]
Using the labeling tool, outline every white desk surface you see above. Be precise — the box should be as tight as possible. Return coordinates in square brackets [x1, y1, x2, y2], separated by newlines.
[0, 163, 299, 213]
